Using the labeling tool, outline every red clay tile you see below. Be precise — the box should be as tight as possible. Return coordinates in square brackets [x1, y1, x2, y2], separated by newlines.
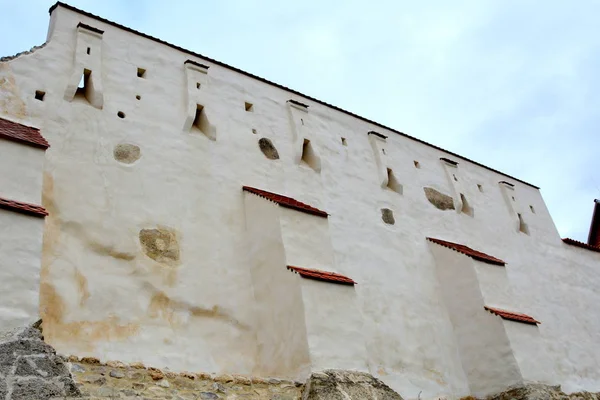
[287, 265, 356, 285]
[242, 186, 328, 218]
[0, 117, 49, 149]
[0, 197, 48, 218]
[485, 306, 540, 325]
[427, 237, 506, 266]
[562, 238, 600, 254]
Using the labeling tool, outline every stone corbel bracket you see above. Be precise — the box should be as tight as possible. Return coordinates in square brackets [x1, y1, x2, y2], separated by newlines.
[287, 99, 321, 171]
[499, 181, 528, 233]
[182, 60, 216, 140]
[368, 131, 390, 188]
[64, 23, 104, 109]
[439, 157, 464, 214]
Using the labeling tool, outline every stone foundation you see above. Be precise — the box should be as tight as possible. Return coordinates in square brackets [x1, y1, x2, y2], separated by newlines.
[66, 358, 303, 399]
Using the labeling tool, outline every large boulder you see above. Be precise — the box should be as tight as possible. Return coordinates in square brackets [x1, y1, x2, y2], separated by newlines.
[0, 320, 80, 400]
[303, 370, 403, 400]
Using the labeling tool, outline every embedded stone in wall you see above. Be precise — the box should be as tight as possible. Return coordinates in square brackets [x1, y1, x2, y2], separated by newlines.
[381, 208, 395, 225]
[303, 370, 403, 400]
[0, 321, 80, 400]
[139, 227, 180, 266]
[258, 138, 279, 160]
[424, 187, 455, 211]
[113, 143, 141, 164]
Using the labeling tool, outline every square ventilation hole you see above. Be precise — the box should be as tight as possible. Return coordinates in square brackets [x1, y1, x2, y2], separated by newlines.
[477, 184, 483, 192]
[137, 68, 146, 78]
[245, 102, 254, 112]
[413, 160, 420, 168]
[252, 128, 257, 134]
[35, 90, 45, 101]
[341, 137, 347, 146]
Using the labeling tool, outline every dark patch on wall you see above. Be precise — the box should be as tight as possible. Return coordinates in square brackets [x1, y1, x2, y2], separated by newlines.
[258, 138, 279, 160]
[424, 187, 455, 211]
[139, 227, 180, 266]
[381, 208, 395, 225]
[113, 143, 141, 164]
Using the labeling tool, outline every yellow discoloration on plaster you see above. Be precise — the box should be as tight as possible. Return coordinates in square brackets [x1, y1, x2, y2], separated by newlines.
[0, 64, 27, 119]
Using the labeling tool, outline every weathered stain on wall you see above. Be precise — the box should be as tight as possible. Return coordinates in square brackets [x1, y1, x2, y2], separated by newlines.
[0, 64, 27, 119]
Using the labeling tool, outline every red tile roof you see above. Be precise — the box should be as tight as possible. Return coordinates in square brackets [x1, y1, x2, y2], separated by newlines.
[0, 197, 48, 218]
[242, 186, 328, 218]
[427, 237, 506, 266]
[484, 306, 540, 325]
[287, 265, 356, 285]
[562, 238, 600, 253]
[0, 117, 49, 149]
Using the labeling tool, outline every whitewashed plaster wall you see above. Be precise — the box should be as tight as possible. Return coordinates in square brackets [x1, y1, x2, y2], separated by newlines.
[0, 210, 45, 331]
[0, 4, 598, 399]
[0, 137, 45, 205]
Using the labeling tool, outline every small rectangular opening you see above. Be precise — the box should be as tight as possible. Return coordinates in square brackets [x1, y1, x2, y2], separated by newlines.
[386, 168, 403, 195]
[413, 160, 420, 168]
[86, 47, 91, 55]
[301, 139, 320, 172]
[460, 193, 474, 217]
[245, 102, 254, 112]
[137, 68, 146, 78]
[341, 137, 347, 146]
[530, 205, 535, 214]
[196, 82, 201, 89]
[35, 90, 45, 101]
[518, 213, 530, 235]
[477, 184, 483, 192]
[75, 68, 93, 103]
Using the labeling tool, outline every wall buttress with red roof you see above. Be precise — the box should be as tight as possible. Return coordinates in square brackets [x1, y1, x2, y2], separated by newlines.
[0, 117, 48, 330]
[243, 187, 367, 374]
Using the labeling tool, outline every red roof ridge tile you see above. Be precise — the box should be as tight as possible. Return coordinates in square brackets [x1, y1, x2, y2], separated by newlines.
[287, 265, 356, 285]
[562, 238, 600, 253]
[0, 196, 48, 218]
[0, 117, 49, 149]
[242, 186, 328, 218]
[427, 237, 506, 266]
[484, 306, 540, 325]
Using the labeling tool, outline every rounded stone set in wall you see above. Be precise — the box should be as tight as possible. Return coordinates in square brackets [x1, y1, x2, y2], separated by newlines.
[113, 143, 141, 165]
[258, 138, 279, 160]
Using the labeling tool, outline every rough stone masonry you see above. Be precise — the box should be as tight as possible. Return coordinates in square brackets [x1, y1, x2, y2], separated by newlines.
[0, 321, 79, 400]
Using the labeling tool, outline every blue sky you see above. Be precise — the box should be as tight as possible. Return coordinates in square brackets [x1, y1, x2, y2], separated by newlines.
[1, 1, 599, 241]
